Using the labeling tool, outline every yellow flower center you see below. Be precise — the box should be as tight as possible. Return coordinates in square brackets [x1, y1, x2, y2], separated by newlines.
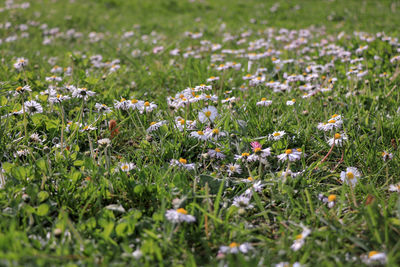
[83, 126, 89, 130]
[328, 119, 336, 124]
[177, 208, 188, 215]
[205, 95, 211, 99]
[131, 99, 137, 104]
[197, 131, 204, 135]
[122, 165, 129, 170]
[247, 177, 253, 181]
[334, 133, 341, 139]
[368, 251, 379, 258]
[254, 147, 261, 153]
[205, 111, 212, 117]
[295, 234, 303, 240]
[331, 114, 339, 118]
[241, 152, 250, 157]
[328, 194, 337, 202]
[261, 97, 267, 101]
[179, 119, 185, 125]
[273, 132, 281, 137]
[212, 129, 219, 134]
[144, 101, 150, 107]
[179, 158, 187, 164]
[209, 76, 215, 79]
[150, 122, 156, 126]
[229, 166, 236, 171]
[229, 242, 239, 248]
[16, 86, 22, 91]
[215, 148, 221, 152]
[291, 98, 296, 102]
[346, 172, 354, 179]
[297, 148, 302, 152]
[285, 149, 292, 154]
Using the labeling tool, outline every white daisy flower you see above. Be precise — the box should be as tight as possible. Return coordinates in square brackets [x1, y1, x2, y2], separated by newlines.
[170, 158, 196, 170]
[198, 106, 218, 123]
[361, 251, 387, 265]
[256, 97, 272, 106]
[389, 183, 400, 192]
[232, 195, 254, 209]
[218, 242, 253, 254]
[340, 167, 361, 187]
[381, 151, 393, 161]
[277, 149, 302, 162]
[207, 148, 226, 159]
[119, 162, 136, 172]
[14, 85, 31, 96]
[269, 131, 286, 141]
[165, 208, 196, 223]
[190, 130, 209, 141]
[14, 57, 28, 70]
[226, 163, 242, 176]
[146, 121, 167, 133]
[49, 94, 70, 104]
[72, 87, 96, 100]
[23, 100, 43, 115]
[291, 227, 311, 251]
[327, 132, 348, 147]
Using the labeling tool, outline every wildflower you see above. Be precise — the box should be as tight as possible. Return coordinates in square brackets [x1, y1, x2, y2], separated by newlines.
[14, 57, 28, 70]
[98, 138, 111, 147]
[207, 148, 226, 159]
[291, 227, 311, 251]
[286, 99, 296, 106]
[269, 131, 286, 141]
[198, 106, 218, 123]
[340, 167, 361, 187]
[29, 133, 44, 143]
[23, 100, 43, 115]
[319, 193, 337, 208]
[204, 127, 226, 140]
[146, 120, 167, 133]
[327, 132, 347, 147]
[165, 208, 196, 223]
[119, 162, 136, 172]
[256, 97, 272, 106]
[14, 149, 29, 158]
[94, 103, 112, 113]
[170, 158, 196, 170]
[381, 151, 393, 161]
[49, 94, 70, 104]
[389, 183, 400, 192]
[206, 76, 219, 83]
[361, 251, 387, 265]
[226, 163, 242, 176]
[45, 75, 62, 82]
[277, 148, 302, 162]
[218, 242, 253, 254]
[232, 195, 254, 209]
[14, 85, 31, 96]
[234, 152, 251, 162]
[139, 101, 157, 113]
[114, 98, 131, 110]
[72, 87, 96, 100]
[190, 130, 209, 141]
[275, 262, 303, 267]
[244, 180, 264, 196]
[80, 124, 97, 132]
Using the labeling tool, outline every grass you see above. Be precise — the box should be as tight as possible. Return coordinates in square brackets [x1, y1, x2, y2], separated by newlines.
[1, 0, 400, 266]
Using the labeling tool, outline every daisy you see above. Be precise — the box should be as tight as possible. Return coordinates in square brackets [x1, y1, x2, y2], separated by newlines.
[275, 262, 303, 267]
[80, 125, 97, 132]
[256, 97, 272, 106]
[72, 87, 96, 100]
[14, 85, 31, 96]
[165, 208, 196, 223]
[319, 194, 337, 208]
[175, 117, 196, 131]
[226, 163, 242, 176]
[361, 251, 387, 265]
[170, 158, 196, 170]
[218, 242, 253, 254]
[139, 101, 157, 113]
[23, 100, 43, 115]
[204, 128, 226, 140]
[146, 121, 167, 133]
[269, 131, 286, 141]
[94, 103, 112, 113]
[198, 106, 218, 123]
[277, 149, 302, 162]
[286, 99, 296, 106]
[113, 98, 131, 110]
[291, 227, 311, 251]
[194, 84, 212, 91]
[381, 151, 393, 161]
[232, 195, 254, 209]
[327, 132, 347, 147]
[119, 162, 136, 172]
[45, 75, 62, 82]
[389, 183, 400, 192]
[14, 57, 28, 70]
[98, 138, 111, 147]
[206, 76, 219, 83]
[244, 180, 264, 196]
[190, 130, 209, 141]
[48, 94, 70, 104]
[340, 167, 361, 187]
[234, 152, 251, 162]
[207, 148, 226, 159]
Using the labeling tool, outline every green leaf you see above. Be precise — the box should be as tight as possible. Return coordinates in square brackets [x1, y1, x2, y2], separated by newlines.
[37, 191, 49, 203]
[36, 204, 49, 216]
[35, 158, 47, 173]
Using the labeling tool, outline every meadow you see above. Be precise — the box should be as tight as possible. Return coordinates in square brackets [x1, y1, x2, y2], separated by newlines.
[1, 0, 400, 266]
